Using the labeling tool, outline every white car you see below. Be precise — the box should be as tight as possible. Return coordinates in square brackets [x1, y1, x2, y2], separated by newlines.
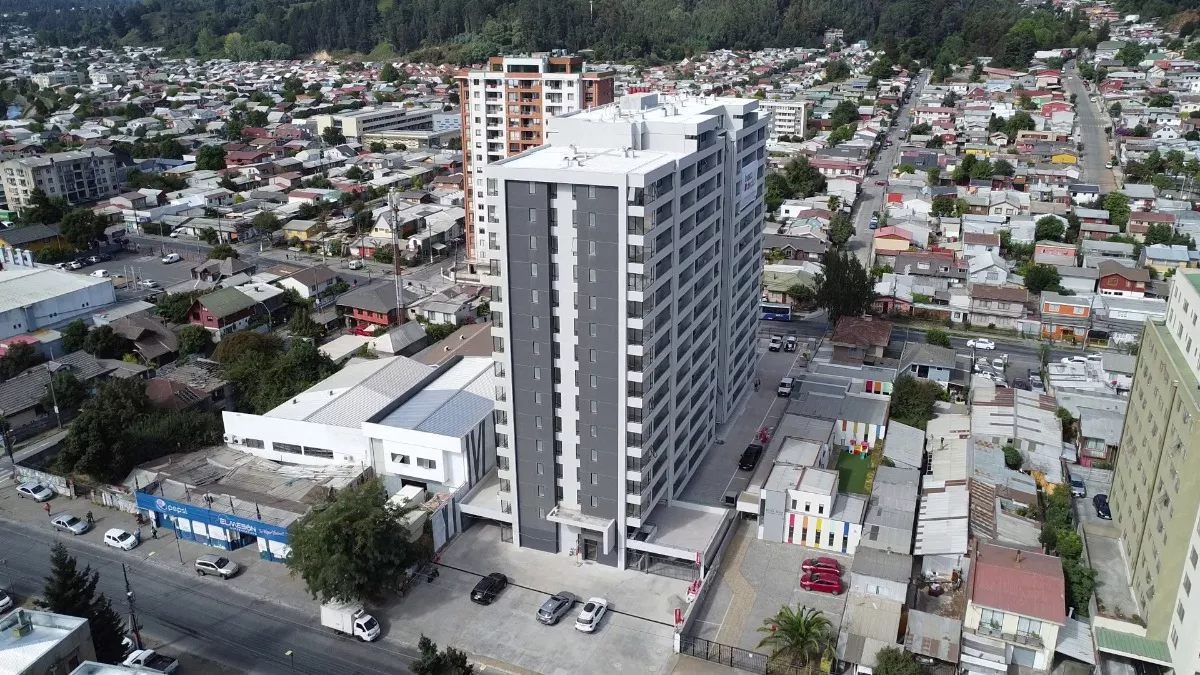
[138, 279, 159, 288]
[967, 338, 995, 350]
[575, 597, 608, 633]
[52, 514, 91, 535]
[1062, 355, 1089, 365]
[17, 481, 54, 502]
[104, 528, 139, 551]
[1105, 162, 1113, 169]
[161, 253, 181, 264]
[89, 269, 110, 278]
[0, 590, 11, 613]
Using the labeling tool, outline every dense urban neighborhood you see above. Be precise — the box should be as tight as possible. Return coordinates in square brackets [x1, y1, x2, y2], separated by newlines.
[0, 2, 1199, 675]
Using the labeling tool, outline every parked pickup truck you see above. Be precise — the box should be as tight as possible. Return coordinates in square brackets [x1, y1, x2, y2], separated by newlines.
[123, 649, 180, 674]
[321, 601, 380, 642]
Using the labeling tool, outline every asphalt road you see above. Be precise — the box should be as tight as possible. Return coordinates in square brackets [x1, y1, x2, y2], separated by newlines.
[847, 70, 930, 264]
[0, 520, 418, 675]
[1064, 61, 1118, 192]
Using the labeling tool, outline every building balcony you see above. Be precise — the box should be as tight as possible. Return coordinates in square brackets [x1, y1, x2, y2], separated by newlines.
[970, 623, 1044, 648]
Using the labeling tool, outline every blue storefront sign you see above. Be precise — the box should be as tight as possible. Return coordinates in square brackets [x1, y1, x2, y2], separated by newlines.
[136, 492, 289, 543]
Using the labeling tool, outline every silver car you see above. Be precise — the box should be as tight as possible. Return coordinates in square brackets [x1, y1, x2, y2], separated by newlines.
[51, 514, 90, 535]
[17, 482, 54, 502]
[195, 554, 240, 579]
[536, 591, 576, 625]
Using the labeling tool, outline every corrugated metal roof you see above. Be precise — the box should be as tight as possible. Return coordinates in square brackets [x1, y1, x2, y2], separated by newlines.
[0, 267, 113, 315]
[376, 357, 492, 436]
[1094, 627, 1171, 665]
[307, 357, 433, 427]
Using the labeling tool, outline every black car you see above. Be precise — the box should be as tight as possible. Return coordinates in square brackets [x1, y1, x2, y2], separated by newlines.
[1093, 494, 1112, 520]
[739, 444, 764, 471]
[470, 572, 508, 605]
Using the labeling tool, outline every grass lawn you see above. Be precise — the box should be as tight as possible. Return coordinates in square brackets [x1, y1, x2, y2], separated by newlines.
[837, 451, 870, 495]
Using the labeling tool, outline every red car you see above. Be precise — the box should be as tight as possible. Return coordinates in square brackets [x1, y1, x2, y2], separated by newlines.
[350, 325, 376, 336]
[801, 572, 843, 595]
[875, 180, 888, 186]
[801, 557, 842, 576]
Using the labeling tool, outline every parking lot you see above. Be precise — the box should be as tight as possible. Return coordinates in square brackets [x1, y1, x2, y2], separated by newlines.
[687, 523, 850, 653]
[389, 523, 682, 675]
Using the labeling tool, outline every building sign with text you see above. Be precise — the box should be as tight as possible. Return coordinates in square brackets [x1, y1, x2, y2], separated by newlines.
[136, 492, 289, 543]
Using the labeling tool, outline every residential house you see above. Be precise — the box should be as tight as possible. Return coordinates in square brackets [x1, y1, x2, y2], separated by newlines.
[282, 219, 323, 242]
[191, 257, 257, 284]
[1123, 183, 1157, 211]
[109, 316, 179, 365]
[1076, 406, 1123, 466]
[963, 232, 1001, 258]
[830, 316, 893, 366]
[849, 547, 913, 604]
[0, 224, 63, 251]
[1040, 292, 1091, 342]
[1032, 241, 1076, 267]
[881, 421, 923, 470]
[0, 351, 112, 429]
[277, 266, 340, 303]
[968, 285, 1028, 330]
[336, 283, 422, 329]
[1142, 244, 1198, 273]
[873, 226, 914, 262]
[898, 343, 956, 390]
[967, 253, 1009, 285]
[963, 541, 1065, 674]
[1068, 183, 1100, 205]
[187, 287, 259, 338]
[1055, 266, 1098, 295]
[1097, 261, 1149, 298]
[1127, 211, 1175, 242]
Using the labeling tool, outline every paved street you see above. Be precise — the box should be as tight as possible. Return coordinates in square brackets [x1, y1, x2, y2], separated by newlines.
[1064, 61, 1118, 192]
[0, 519, 420, 675]
[847, 71, 930, 265]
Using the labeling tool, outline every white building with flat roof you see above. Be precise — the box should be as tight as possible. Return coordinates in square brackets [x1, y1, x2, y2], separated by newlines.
[221, 355, 495, 495]
[0, 608, 96, 675]
[481, 92, 766, 568]
[313, 105, 439, 142]
[760, 99, 807, 141]
[0, 260, 117, 341]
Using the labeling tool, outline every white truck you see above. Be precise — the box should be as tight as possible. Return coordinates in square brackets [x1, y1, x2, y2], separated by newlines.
[320, 601, 380, 642]
[123, 649, 180, 673]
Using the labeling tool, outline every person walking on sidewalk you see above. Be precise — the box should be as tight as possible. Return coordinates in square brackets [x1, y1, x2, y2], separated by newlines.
[44, 503, 51, 518]
[151, 526, 158, 540]
[86, 511, 94, 526]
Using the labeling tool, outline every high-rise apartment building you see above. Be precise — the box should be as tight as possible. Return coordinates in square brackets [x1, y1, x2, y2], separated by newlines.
[458, 55, 615, 268]
[1110, 269, 1200, 671]
[482, 92, 767, 567]
[759, 99, 808, 142]
[1, 149, 118, 209]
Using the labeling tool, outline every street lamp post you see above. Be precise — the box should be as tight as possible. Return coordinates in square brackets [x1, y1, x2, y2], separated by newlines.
[285, 649, 295, 675]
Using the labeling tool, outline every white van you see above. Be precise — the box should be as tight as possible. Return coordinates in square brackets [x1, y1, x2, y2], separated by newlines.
[348, 259, 365, 270]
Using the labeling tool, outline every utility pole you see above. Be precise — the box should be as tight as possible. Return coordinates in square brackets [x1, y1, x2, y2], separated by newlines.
[389, 190, 405, 325]
[122, 563, 142, 650]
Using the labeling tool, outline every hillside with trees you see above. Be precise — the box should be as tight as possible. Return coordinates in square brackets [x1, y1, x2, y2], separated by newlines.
[3, 0, 1102, 66]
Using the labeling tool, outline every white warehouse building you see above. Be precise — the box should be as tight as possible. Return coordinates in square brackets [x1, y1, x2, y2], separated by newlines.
[221, 354, 495, 495]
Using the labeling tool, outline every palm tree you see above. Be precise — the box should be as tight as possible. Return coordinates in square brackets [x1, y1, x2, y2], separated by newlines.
[757, 605, 833, 668]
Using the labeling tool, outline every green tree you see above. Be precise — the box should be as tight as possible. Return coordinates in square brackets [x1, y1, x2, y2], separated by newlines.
[0, 341, 46, 379]
[21, 187, 66, 225]
[829, 100, 860, 128]
[931, 195, 957, 218]
[43, 544, 129, 664]
[1130, 123, 1150, 138]
[321, 125, 346, 146]
[411, 635, 474, 675]
[993, 159, 1015, 176]
[41, 372, 89, 412]
[369, 141, 387, 153]
[889, 375, 944, 429]
[288, 306, 323, 339]
[926, 167, 940, 185]
[195, 145, 226, 171]
[57, 378, 147, 482]
[1102, 191, 1131, 231]
[177, 324, 212, 355]
[251, 211, 280, 233]
[380, 63, 400, 82]
[1022, 264, 1061, 294]
[897, 164, 916, 175]
[1108, 102, 1122, 118]
[287, 477, 426, 603]
[1002, 444, 1022, 469]
[83, 325, 132, 359]
[828, 213, 855, 246]
[756, 605, 833, 668]
[925, 328, 951, 348]
[874, 647, 924, 675]
[1056, 530, 1083, 560]
[156, 291, 205, 324]
[1035, 215, 1065, 241]
[207, 243, 238, 260]
[814, 250, 876, 326]
[786, 283, 814, 306]
[1063, 558, 1096, 616]
[198, 228, 220, 245]
[61, 319, 89, 353]
[59, 208, 106, 250]
[345, 166, 365, 181]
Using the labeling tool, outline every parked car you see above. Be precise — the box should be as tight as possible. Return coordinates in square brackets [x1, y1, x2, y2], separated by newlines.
[1069, 477, 1087, 498]
[1105, 162, 1113, 169]
[1029, 374, 1045, 393]
[536, 591, 577, 625]
[470, 572, 508, 605]
[739, 444, 764, 471]
[875, 179, 888, 186]
[51, 514, 90, 535]
[801, 557, 842, 576]
[87, 254, 111, 263]
[17, 482, 54, 502]
[1061, 355, 1089, 365]
[348, 259, 365, 270]
[783, 335, 798, 352]
[990, 357, 1006, 371]
[138, 279, 159, 288]
[1094, 494, 1112, 520]
[123, 649, 179, 673]
[768, 336, 782, 352]
[574, 597, 608, 633]
[0, 590, 11, 613]
[161, 253, 181, 264]
[67, 259, 85, 270]
[800, 572, 843, 595]
[89, 269, 110, 278]
[777, 377, 795, 398]
[1013, 379, 1030, 391]
[967, 338, 995, 350]
[104, 528, 139, 551]
[195, 554, 240, 579]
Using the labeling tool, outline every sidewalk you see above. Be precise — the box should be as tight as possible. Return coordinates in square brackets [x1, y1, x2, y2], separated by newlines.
[0, 473, 317, 614]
